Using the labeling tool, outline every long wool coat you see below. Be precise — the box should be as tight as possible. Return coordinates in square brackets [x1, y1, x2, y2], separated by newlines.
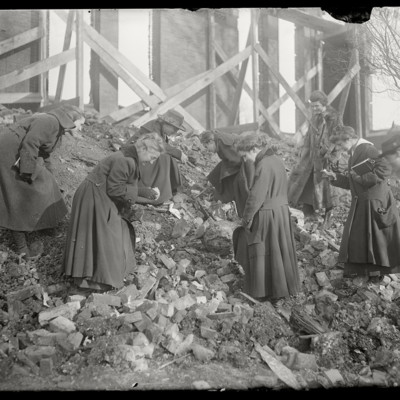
[288, 106, 342, 210]
[63, 146, 139, 289]
[0, 110, 72, 232]
[124, 119, 181, 204]
[331, 140, 400, 273]
[233, 149, 300, 299]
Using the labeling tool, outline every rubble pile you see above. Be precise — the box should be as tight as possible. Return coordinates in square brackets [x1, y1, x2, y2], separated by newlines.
[2, 104, 400, 389]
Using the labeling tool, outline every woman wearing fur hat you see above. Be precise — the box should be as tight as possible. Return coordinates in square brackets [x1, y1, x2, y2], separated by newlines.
[125, 109, 189, 205]
[288, 90, 343, 228]
[322, 126, 400, 278]
[64, 132, 166, 292]
[0, 104, 85, 258]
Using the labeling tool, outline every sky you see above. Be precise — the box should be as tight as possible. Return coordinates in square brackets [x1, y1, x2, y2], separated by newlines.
[47, 8, 399, 134]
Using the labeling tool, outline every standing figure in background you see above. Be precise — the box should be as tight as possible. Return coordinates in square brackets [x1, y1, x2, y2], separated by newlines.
[126, 110, 189, 205]
[322, 126, 400, 279]
[288, 90, 342, 228]
[380, 133, 400, 175]
[64, 132, 166, 293]
[0, 105, 85, 258]
[199, 129, 256, 217]
[233, 133, 300, 302]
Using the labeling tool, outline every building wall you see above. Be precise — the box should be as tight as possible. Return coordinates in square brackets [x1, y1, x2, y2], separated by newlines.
[151, 9, 239, 129]
[0, 10, 40, 94]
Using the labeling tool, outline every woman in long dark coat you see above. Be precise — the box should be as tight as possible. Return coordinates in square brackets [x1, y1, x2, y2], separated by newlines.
[323, 126, 400, 278]
[233, 133, 300, 301]
[63, 132, 166, 292]
[0, 105, 85, 257]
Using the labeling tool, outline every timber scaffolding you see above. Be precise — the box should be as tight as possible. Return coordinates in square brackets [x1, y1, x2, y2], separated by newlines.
[0, 8, 365, 138]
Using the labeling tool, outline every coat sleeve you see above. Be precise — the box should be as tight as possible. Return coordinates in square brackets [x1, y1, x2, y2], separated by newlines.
[165, 143, 182, 160]
[330, 173, 350, 190]
[19, 117, 59, 174]
[106, 158, 138, 208]
[356, 147, 391, 188]
[242, 160, 269, 224]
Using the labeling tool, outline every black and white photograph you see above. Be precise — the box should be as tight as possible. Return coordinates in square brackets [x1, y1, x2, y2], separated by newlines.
[1, 6, 400, 392]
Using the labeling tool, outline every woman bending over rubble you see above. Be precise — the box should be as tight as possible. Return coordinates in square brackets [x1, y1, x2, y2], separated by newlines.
[322, 126, 400, 279]
[63, 132, 166, 293]
[232, 133, 301, 302]
[0, 104, 85, 258]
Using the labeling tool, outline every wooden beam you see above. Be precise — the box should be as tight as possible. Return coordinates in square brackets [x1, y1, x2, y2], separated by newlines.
[38, 96, 79, 112]
[327, 62, 360, 104]
[208, 10, 217, 129]
[353, 49, 363, 136]
[0, 26, 44, 57]
[40, 10, 49, 106]
[0, 48, 75, 91]
[131, 46, 253, 128]
[266, 8, 348, 36]
[255, 42, 310, 121]
[267, 64, 318, 116]
[229, 10, 260, 125]
[0, 92, 42, 104]
[317, 41, 323, 91]
[214, 41, 280, 137]
[75, 10, 84, 109]
[251, 9, 260, 130]
[338, 49, 357, 116]
[54, 9, 205, 131]
[216, 95, 231, 117]
[216, 122, 259, 134]
[55, 10, 75, 103]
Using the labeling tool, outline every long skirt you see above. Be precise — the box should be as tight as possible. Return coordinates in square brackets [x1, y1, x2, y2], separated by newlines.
[138, 153, 182, 205]
[63, 180, 136, 290]
[0, 128, 67, 231]
[233, 206, 300, 300]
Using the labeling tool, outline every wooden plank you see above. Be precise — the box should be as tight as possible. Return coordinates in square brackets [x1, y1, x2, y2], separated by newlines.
[216, 95, 231, 117]
[208, 10, 216, 129]
[103, 70, 210, 122]
[251, 9, 260, 130]
[267, 65, 318, 116]
[131, 46, 253, 128]
[76, 10, 84, 109]
[354, 49, 362, 136]
[38, 97, 79, 112]
[317, 41, 323, 91]
[255, 42, 310, 121]
[55, 9, 205, 131]
[0, 92, 42, 104]
[266, 8, 347, 36]
[55, 10, 75, 103]
[327, 62, 360, 105]
[0, 48, 75, 91]
[0, 26, 44, 57]
[213, 41, 281, 137]
[216, 122, 259, 134]
[228, 11, 259, 125]
[338, 50, 357, 116]
[40, 10, 49, 106]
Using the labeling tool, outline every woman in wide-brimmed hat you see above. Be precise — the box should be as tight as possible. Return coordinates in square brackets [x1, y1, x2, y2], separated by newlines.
[0, 104, 85, 258]
[125, 109, 189, 205]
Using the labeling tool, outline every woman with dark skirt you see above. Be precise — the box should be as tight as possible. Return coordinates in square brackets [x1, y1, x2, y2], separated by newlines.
[322, 125, 400, 279]
[63, 132, 166, 293]
[0, 104, 85, 258]
[233, 133, 300, 302]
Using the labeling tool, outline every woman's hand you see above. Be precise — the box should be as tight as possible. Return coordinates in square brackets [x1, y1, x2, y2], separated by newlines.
[180, 152, 188, 164]
[138, 187, 159, 200]
[321, 169, 336, 180]
[350, 170, 362, 183]
[19, 173, 33, 184]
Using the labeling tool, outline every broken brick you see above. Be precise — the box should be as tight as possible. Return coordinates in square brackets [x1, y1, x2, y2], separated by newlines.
[315, 272, 332, 288]
[134, 313, 153, 332]
[122, 311, 142, 324]
[220, 274, 236, 283]
[88, 293, 121, 307]
[40, 358, 53, 377]
[67, 294, 87, 306]
[173, 294, 196, 311]
[28, 329, 67, 346]
[67, 332, 84, 351]
[207, 311, 237, 320]
[48, 316, 76, 334]
[324, 369, 345, 386]
[117, 284, 139, 304]
[191, 343, 215, 362]
[24, 345, 57, 365]
[158, 254, 176, 270]
[200, 326, 218, 340]
[143, 324, 163, 344]
[38, 301, 81, 326]
[131, 332, 150, 347]
[172, 309, 187, 324]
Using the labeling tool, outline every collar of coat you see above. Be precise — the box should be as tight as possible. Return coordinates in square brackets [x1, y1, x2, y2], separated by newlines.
[47, 109, 76, 130]
[255, 147, 274, 164]
[120, 144, 140, 162]
[349, 138, 374, 155]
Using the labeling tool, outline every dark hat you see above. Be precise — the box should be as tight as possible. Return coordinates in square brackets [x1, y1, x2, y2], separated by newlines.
[309, 90, 328, 106]
[158, 110, 186, 130]
[381, 133, 400, 156]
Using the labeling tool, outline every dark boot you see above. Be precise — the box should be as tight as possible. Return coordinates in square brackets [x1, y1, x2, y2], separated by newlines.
[11, 230, 30, 257]
[303, 204, 317, 222]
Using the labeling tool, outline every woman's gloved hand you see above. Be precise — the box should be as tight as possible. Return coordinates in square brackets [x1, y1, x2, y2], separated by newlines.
[138, 186, 159, 200]
[19, 173, 33, 184]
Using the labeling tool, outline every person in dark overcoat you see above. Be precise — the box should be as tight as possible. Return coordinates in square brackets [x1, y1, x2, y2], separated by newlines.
[0, 104, 85, 258]
[322, 126, 400, 278]
[125, 109, 189, 205]
[199, 130, 255, 216]
[287, 90, 343, 228]
[63, 132, 166, 292]
[232, 133, 300, 301]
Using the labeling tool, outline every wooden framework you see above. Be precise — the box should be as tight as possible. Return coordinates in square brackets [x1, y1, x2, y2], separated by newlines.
[0, 8, 364, 137]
